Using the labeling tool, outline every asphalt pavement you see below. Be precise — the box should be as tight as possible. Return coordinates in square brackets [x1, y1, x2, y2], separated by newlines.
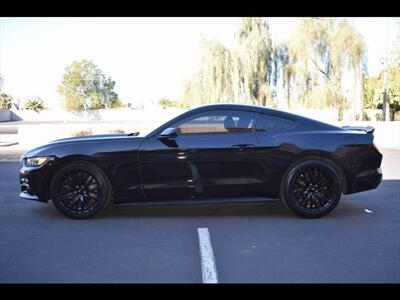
[0, 149, 399, 283]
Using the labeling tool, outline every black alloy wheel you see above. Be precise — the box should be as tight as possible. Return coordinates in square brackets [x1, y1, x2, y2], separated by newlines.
[50, 161, 112, 219]
[280, 159, 342, 218]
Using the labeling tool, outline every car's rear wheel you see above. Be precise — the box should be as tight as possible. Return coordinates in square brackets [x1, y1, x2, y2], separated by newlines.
[50, 161, 112, 219]
[280, 159, 342, 218]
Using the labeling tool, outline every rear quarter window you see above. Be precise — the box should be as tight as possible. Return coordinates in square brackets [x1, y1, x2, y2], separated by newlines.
[255, 114, 296, 132]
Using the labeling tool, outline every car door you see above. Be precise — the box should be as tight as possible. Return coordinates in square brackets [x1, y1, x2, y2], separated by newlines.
[138, 109, 267, 201]
[253, 113, 298, 197]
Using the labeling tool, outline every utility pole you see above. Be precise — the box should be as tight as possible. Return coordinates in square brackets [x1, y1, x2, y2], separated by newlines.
[361, 72, 365, 121]
[382, 18, 390, 121]
[352, 17, 358, 121]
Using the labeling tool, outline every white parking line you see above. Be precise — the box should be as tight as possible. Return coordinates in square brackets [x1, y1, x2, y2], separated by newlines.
[197, 227, 219, 283]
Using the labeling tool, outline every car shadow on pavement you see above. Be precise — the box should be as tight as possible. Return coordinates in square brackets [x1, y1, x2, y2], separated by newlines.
[30, 199, 356, 220]
[100, 200, 293, 219]
[30, 199, 291, 220]
[29, 179, 399, 220]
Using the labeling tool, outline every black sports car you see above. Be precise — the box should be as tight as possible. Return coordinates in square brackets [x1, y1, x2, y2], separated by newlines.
[19, 104, 383, 219]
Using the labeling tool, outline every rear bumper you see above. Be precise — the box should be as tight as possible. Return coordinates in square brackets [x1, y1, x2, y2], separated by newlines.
[345, 167, 382, 194]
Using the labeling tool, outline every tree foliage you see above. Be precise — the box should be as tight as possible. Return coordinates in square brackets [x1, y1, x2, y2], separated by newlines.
[234, 17, 274, 105]
[180, 17, 367, 121]
[58, 59, 122, 111]
[181, 18, 275, 107]
[0, 92, 12, 110]
[364, 66, 400, 113]
[287, 18, 366, 119]
[364, 20, 400, 116]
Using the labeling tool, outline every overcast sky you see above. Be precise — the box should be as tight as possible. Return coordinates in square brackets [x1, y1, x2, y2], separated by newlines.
[1, 17, 399, 108]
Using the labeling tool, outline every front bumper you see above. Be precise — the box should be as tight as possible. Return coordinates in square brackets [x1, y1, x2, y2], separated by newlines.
[19, 191, 40, 201]
[19, 162, 53, 203]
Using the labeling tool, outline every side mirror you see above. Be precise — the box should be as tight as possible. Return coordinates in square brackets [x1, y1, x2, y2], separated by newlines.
[158, 127, 178, 139]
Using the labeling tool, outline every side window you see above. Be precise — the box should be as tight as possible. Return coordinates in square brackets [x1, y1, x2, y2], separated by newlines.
[255, 114, 295, 132]
[176, 110, 256, 135]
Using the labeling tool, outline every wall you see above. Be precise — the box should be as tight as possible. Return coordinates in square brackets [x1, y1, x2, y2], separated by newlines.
[4, 107, 399, 150]
[0, 109, 11, 122]
[8, 107, 184, 122]
[16, 121, 400, 150]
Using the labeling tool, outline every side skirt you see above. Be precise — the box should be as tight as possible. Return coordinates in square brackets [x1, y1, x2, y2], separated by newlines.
[113, 196, 279, 207]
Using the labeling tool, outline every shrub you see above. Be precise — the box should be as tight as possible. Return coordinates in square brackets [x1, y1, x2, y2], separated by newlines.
[375, 112, 382, 121]
[0, 93, 12, 110]
[104, 128, 125, 134]
[158, 97, 179, 108]
[110, 98, 124, 109]
[71, 129, 92, 136]
[25, 97, 45, 112]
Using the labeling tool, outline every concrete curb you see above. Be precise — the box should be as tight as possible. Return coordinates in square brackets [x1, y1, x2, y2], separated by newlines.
[0, 142, 19, 147]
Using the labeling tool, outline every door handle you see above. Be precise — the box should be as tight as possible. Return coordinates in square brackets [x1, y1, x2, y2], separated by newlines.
[232, 144, 255, 151]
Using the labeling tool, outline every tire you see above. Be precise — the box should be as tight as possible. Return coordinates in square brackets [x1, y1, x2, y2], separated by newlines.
[280, 159, 342, 218]
[50, 161, 112, 219]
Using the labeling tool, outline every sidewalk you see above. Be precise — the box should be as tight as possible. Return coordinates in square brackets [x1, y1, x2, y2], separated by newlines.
[0, 148, 24, 160]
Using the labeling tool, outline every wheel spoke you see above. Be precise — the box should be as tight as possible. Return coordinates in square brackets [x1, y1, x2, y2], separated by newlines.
[291, 165, 337, 211]
[83, 174, 93, 187]
[58, 168, 101, 214]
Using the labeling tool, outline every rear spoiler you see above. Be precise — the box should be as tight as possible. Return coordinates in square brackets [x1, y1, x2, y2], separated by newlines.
[342, 125, 375, 134]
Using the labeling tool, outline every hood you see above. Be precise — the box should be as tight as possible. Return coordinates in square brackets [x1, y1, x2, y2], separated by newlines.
[49, 133, 131, 144]
[21, 133, 143, 160]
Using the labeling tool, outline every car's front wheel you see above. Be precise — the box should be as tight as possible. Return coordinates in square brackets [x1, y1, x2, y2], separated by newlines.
[280, 159, 342, 218]
[50, 161, 112, 219]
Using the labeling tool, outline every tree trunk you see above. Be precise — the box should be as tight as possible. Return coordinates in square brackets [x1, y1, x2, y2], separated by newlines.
[338, 106, 344, 121]
[360, 72, 365, 121]
[286, 77, 291, 109]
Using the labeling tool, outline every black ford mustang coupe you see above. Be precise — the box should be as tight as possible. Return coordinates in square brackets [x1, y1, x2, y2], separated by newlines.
[19, 104, 382, 219]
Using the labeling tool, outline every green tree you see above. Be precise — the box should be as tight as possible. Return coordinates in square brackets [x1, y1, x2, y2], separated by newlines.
[181, 38, 238, 106]
[24, 96, 45, 112]
[277, 43, 296, 109]
[234, 17, 274, 106]
[287, 18, 366, 120]
[58, 59, 121, 111]
[0, 92, 12, 109]
[364, 20, 400, 119]
[364, 66, 400, 117]
[180, 17, 275, 107]
[180, 17, 366, 119]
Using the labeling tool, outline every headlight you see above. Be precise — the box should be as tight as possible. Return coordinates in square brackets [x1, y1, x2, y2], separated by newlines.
[25, 157, 52, 167]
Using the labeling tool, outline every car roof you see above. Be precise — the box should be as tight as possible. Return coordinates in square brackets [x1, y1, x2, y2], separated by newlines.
[147, 103, 341, 137]
[187, 103, 342, 130]
[188, 104, 300, 121]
